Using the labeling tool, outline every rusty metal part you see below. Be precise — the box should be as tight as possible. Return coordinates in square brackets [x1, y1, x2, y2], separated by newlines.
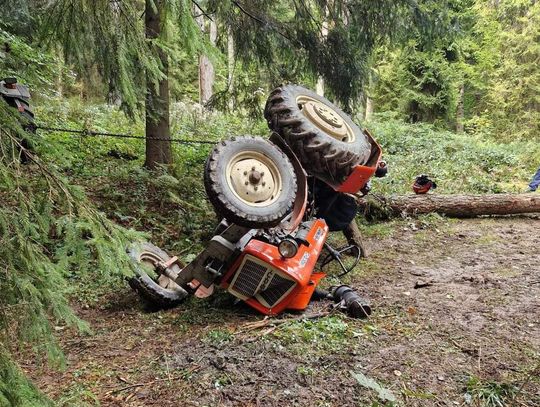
[296, 95, 355, 143]
[173, 224, 253, 288]
[269, 132, 308, 232]
[139, 250, 183, 291]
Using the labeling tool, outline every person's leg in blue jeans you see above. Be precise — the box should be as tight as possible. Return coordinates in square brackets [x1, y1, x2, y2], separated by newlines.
[529, 166, 540, 191]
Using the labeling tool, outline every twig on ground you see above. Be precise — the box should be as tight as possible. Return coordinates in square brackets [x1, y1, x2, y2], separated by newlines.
[236, 310, 331, 334]
[104, 366, 201, 395]
[512, 361, 540, 405]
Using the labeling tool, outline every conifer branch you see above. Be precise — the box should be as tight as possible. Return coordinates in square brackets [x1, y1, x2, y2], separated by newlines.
[230, 0, 300, 45]
[191, 0, 214, 21]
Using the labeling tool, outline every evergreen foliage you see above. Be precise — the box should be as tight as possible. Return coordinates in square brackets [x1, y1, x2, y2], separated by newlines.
[210, 0, 449, 111]
[35, 0, 205, 114]
[0, 103, 139, 404]
[371, 0, 540, 140]
[0, 35, 139, 402]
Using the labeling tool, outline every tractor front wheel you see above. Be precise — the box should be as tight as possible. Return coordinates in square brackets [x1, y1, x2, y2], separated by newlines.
[128, 242, 189, 309]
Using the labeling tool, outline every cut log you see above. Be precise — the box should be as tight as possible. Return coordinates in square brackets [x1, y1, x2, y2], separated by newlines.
[358, 193, 540, 219]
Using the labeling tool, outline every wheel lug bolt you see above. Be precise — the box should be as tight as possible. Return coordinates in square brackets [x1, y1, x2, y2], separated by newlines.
[261, 172, 265, 176]
[243, 171, 247, 175]
[262, 182, 266, 186]
[254, 186, 258, 191]
[245, 181, 249, 185]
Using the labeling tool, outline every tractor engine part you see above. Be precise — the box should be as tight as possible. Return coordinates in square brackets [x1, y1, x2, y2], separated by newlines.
[221, 219, 329, 315]
[310, 288, 332, 301]
[312, 178, 359, 232]
[332, 285, 371, 319]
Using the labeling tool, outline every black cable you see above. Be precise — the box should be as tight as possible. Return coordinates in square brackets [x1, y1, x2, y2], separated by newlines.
[35, 125, 218, 145]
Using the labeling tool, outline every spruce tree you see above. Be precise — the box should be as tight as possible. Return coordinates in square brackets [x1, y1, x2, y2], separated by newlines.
[38, 0, 204, 168]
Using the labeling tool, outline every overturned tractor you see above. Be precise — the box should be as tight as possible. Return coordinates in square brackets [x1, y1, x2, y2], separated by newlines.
[128, 85, 386, 318]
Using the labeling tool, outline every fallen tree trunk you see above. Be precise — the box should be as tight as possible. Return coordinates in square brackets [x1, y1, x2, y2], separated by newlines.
[358, 193, 540, 219]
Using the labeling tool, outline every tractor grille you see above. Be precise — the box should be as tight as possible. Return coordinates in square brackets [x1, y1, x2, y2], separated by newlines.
[228, 255, 296, 307]
[229, 259, 268, 299]
[257, 274, 296, 307]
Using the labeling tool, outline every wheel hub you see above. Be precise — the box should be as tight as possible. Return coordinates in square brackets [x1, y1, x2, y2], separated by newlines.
[296, 96, 356, 143]
[139, 252, 181, 290]
[228, 154, 281, 205]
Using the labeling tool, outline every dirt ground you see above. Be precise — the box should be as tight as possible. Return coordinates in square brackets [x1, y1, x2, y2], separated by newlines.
[24, 216, 540, 406]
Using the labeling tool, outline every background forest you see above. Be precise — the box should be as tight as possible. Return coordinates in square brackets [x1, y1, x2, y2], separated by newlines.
[1, 0, 539, 405]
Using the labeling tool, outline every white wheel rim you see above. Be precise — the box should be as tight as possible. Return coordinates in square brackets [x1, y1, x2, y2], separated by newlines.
[296, 95, 356, 143]
[226, 150, 283, 207]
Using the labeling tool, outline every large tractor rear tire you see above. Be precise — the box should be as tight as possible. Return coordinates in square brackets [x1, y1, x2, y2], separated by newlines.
[264, 85, 372, 182]
[204, 136, 297, 228]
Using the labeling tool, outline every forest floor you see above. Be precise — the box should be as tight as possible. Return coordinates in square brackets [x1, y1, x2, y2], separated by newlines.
[23, 216, 540, 407]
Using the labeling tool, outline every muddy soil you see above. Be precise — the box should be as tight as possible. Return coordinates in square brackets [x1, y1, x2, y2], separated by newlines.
[25, 217, 540, 406]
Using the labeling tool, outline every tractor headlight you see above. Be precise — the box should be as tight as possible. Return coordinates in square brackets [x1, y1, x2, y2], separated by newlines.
[278, 237, 298, 258]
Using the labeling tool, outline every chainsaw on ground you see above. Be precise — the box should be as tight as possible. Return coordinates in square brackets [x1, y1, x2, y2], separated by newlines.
[128, 85, 386, 318]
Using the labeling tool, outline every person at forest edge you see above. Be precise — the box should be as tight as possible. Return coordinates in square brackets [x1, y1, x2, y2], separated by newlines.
[529, 165, 540, 192]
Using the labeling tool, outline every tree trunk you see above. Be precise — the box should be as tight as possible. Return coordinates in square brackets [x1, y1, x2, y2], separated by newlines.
[358, 194, 540, 219]
[364, 96, 374, 122]
[343, 221, 367, 258]
[316, 77, 325, 97]
[197, 16, 217, 106]
[316, 8, 329, 97]
[56, 46, 64, 98]
[227, 26, 235, 108]
[144, 0, 172, 169]
[364, 72, 374, 121]
[456, 83, 465, 133]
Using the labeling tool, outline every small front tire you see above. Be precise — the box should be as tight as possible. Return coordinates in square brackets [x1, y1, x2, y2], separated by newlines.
[127, 242, 189, 309]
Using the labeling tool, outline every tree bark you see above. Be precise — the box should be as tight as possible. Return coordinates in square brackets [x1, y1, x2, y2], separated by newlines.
[144, 0, 172, 169]
[197, 16, 217, 106]
[456, 83, 465, 133]
[316, 7, 329, 97]
[364, 72, 375, 121]
[358, 194, 540, 219]
[364, 95, 374, 122]
[227, 26, 235, 108]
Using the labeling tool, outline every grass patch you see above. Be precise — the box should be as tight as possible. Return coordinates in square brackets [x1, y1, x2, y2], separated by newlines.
[475, 233, 503, 245]
[57, 383, 99, 407]
[204, 329, 234, 347]
[357, 220, 396, 239]
[272, 316, 353, 354]
[465, 376, 518, 407]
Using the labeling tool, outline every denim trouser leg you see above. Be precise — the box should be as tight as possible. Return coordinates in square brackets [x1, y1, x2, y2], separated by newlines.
[530, 167, 540, 191]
